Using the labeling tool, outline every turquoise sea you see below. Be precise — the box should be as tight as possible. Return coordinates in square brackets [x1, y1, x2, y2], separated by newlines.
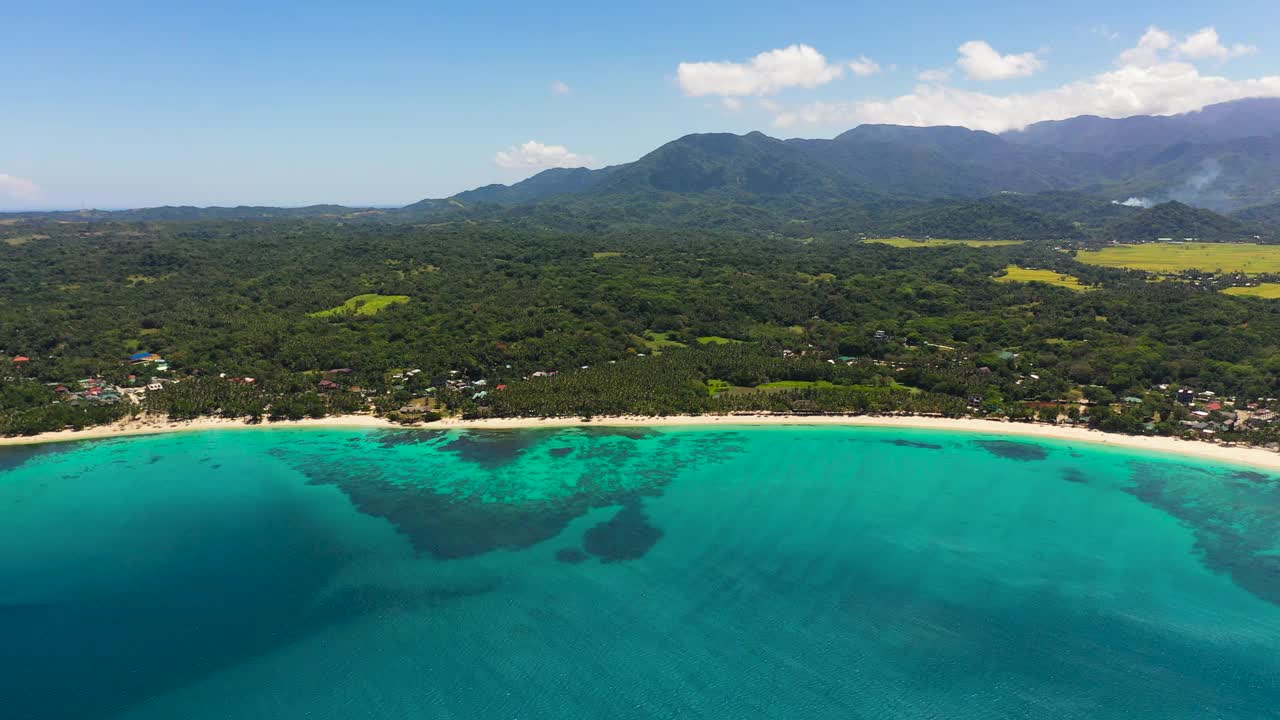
[2, 425, 1278, 719]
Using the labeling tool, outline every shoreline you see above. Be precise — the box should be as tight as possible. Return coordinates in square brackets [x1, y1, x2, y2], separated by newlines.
[3, 412, 1279, 470]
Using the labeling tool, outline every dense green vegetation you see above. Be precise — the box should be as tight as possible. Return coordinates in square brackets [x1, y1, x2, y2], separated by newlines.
[4, 217, 1280, 444]
[866, 238, 1023, 248]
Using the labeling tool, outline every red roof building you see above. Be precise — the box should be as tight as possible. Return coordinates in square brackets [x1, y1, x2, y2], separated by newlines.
[12, 356, 30, 363]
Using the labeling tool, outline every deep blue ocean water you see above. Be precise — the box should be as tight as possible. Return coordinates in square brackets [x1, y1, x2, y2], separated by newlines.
[1, 425, 1278, 719]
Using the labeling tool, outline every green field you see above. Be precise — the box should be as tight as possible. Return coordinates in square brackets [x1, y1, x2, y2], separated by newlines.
[995, 266, 1089, 291]
[311, 294, 410, 317]
[1223, 283, 1280, 299]
[706, 379, 732, 396]
[1076, 242, 1280, 274]
[752, 380, 920, 393]
[635, 331, 686, 352]
[866, 237, 1023, 248]
[592, 251, 624, 259]
[696, 336, 745, 345]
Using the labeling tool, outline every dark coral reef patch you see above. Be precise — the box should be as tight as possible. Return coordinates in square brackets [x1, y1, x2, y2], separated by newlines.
[1127, 461, 1280, 608]
[582, 502, 664, 563]
[976, 440, 1049, 461]
[884, 439, 944, 450]
[278, 430, 744, 562]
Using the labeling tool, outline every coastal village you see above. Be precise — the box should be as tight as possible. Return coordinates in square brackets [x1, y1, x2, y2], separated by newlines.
[5, 336, 1280, 450]
[9, 351, 175, 410]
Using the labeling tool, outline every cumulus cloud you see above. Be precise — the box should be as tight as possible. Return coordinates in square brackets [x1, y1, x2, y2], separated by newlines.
[848, 55, 882, 77]
[957, 40, 1044, 80]
[721, 97, 744, 111]
[677, 44, 844, 97]
[1117, 27, 1173, 67]
[493, 141, 595, 170]
[1177, 27, 1257, 61]
[0, 173, 40, 200]
[770, 27, 1280, 133]
[550, 80, 572, 96]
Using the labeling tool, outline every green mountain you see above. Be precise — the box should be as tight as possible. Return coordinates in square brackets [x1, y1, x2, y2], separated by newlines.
[451, 166, 619, 206]
[1006, 98, 1280, 154]
[589, 131, 877, 208]
[413, 99, 1280, 216]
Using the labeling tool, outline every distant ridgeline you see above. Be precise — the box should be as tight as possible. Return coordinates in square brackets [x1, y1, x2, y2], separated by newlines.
[7, 98, 1280, 242]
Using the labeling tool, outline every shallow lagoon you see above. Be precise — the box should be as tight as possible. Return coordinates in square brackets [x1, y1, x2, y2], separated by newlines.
[2, 426, 1278, 719]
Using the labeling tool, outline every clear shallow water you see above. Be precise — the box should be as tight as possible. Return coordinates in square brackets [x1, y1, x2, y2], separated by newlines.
[2, 425, 1278, 719]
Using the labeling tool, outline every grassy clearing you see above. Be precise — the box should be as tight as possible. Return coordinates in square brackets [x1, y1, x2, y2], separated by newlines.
[1076, 242, 1280, 274]
[1223, 283, 1280, 299]
[634, 331, 686, 352]
[706, 379, 732, 396]
[592, 251, 624, 259]
[757, 380, 841, 389]
[311, 293, 410, 317]
[995, 266, 1089, 291]
[3, 234, 49, 246]
[696, 336, 745, 345]
[796, 272, 836, 283]
[866, 237, 1023, 248]
[752, 380, 921, 393]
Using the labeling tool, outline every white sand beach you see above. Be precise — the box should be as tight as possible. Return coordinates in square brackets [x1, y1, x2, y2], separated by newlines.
[3, 412, 1279, 470]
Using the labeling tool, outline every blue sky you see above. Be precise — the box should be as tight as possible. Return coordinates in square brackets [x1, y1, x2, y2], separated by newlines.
[3, 0, 1279, 209]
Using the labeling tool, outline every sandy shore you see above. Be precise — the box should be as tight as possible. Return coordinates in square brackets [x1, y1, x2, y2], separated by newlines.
[0, 415, 395, 448]
[3, 412, 1278, 470]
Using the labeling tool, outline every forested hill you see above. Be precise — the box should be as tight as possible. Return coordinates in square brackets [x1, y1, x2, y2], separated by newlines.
[5, 192, 1272, 244]
[1101, 201, 1267, 242]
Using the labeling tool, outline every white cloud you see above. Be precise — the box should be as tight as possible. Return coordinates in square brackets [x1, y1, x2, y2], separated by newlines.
[770, 27, 1280, 134]
[493, 141, 595, 170]
[917, 68, 953, 84]
[0, 173, 40, 200]
[1117, 27, 1174, 67]
[1177, 27, 1257, 61]
[550, 80, 572, 96]
[721, 97, 743, 111]
[848, 55, 882, 77]
[677, 44, 844, 97]
[957, 40, 1044, 81]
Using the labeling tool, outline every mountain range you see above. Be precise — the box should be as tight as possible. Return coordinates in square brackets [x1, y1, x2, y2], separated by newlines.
[437, 98, 1280, 214]
[8, 98, 1280, 241]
